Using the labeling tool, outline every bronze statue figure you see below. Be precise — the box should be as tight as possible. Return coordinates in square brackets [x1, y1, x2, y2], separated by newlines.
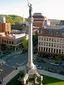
[28, 3, 32, 18]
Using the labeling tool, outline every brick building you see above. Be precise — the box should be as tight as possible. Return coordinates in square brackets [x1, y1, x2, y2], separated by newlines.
[38, 28, 64, 55]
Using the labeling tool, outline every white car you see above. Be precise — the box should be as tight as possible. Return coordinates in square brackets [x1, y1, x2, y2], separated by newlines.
[50, 62, 59, 66]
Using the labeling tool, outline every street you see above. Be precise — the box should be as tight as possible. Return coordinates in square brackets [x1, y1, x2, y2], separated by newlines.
[34, 57, 64, 74]
[0, 49, 64, 81]
[0, 50, 28, 80]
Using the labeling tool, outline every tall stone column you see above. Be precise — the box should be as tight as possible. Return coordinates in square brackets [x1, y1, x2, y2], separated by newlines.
[28, 17, 34, 68]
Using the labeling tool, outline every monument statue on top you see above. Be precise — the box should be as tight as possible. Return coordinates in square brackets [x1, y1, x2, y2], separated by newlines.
[28, 4, 32, 18]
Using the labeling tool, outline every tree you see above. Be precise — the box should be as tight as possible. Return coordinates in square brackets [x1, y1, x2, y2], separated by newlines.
[22, 36, 28, 50]
[0, 14, 26, 24]
[55, 55, 61, 62]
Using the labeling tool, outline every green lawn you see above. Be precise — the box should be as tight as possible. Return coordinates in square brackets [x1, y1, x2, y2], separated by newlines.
[7, 71, 24, 85]
[7, 72, 64, 85]
[43, 75, 64, 85]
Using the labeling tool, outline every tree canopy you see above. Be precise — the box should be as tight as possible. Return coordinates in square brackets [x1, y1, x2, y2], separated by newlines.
[22, 36, 28, 50]
[0, 14, 26, 24]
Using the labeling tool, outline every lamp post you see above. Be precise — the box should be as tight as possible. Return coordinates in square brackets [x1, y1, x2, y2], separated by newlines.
[0, 68, 3, 84]
[0, 59, 6, 84]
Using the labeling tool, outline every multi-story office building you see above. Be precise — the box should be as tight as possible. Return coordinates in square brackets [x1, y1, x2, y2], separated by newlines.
[0, 32, 26, 50]
[33, 13, 50, 28]
[33, 13, 45, 27]
[0, 17, 26, 51]
[38, 28, 64, 55]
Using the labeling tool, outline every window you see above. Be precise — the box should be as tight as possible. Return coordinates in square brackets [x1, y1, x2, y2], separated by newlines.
[51, 43, 53, 47]
[7, 41, 8, 44]
[60, 38, 63, 43]
[47, 38, 48, 41]
[62, 51, 63, 54]
[54, 38, 56, 42]
[54, 44, 56, 47]
[59, 50, 61, 54]
[52, 38, 54, 41]
[44, 42, 46, 46]
[60, 38, 62, 41]
[49, 43, 50, 46]
[60, 45, 61, 48]
[9, 41, 11, 44]
[42, 37, 43, 40]
[2, 40, 4, 43]
[46, 48, 48, 52]
[41, 42, 42, 45]
[44, 48, 45, 51]
[57, 45, 59, 48]
[51, 48, 53, 52]
[49, 38, 51, 41]
[38, 47, 40, 51]
[56, 49, 58, 53]
[42, 42, 43, 45]
[4, 40, 6, 43]
[44, 38, 46, 41]
[54, 49, 55, 53]
[2, 40, 6, 44]
[46, 42, 48, 46]
[12, 41, 13, 44]
[41, 47, 43, 51]
[49, 48, 50, 52]
[39, 42, 40, 45]
[39, 37, 41, 40]
[57, 39, 59, 42]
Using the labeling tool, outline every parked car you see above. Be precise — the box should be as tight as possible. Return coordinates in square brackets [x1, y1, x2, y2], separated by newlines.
[59, 71, 64, 75]
[36, 65, 42, 69]
[50, 62, 59, 66]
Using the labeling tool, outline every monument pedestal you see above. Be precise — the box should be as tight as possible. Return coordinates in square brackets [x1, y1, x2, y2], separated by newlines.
[22, 63, 43, 85]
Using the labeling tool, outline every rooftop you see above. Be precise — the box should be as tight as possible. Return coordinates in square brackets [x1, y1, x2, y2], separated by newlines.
[33, 13, 47, 21]
[39, 27, 64, 37]
[0, 32, 25, 39]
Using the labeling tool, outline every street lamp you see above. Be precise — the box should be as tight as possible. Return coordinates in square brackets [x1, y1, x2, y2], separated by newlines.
[0, 69, 3, 84]
[0, 59, 6, 84]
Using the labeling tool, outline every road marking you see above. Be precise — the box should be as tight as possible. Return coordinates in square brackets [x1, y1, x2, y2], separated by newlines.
[5, 59, 28, 69]
[5, 64, 15, 69]
[2, 51, 22, 60]
[16, 59, 28, 66]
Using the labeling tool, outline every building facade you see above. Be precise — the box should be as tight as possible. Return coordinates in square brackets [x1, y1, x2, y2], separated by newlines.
[33, 13, 44, 27]
[0, 17, 26, 51]
[33, 13, 50, 28]
[0, 32, 26, 51]
[38, 28, 64, 55]
[0, 23, 11, 33]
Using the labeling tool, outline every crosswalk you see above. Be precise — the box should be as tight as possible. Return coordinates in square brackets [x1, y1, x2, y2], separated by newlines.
[5, 64, 15, 69]
[2, 50, 23, 60]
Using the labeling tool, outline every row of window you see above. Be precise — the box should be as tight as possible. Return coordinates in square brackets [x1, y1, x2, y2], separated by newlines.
[38, 47, 64, 54]
[2, 40, 13, 44]
[38, 42, 64, 48]
[38, 37, 64, 43]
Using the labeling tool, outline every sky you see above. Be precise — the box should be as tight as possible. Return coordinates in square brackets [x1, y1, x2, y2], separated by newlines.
[0, 0, 64, 20]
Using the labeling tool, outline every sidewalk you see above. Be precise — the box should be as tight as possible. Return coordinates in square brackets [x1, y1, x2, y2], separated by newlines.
[38, 69, 64, 81]
[1, 66, 64, 85]
[1, 70, 19, 85]
[1, 66, 25, 85]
